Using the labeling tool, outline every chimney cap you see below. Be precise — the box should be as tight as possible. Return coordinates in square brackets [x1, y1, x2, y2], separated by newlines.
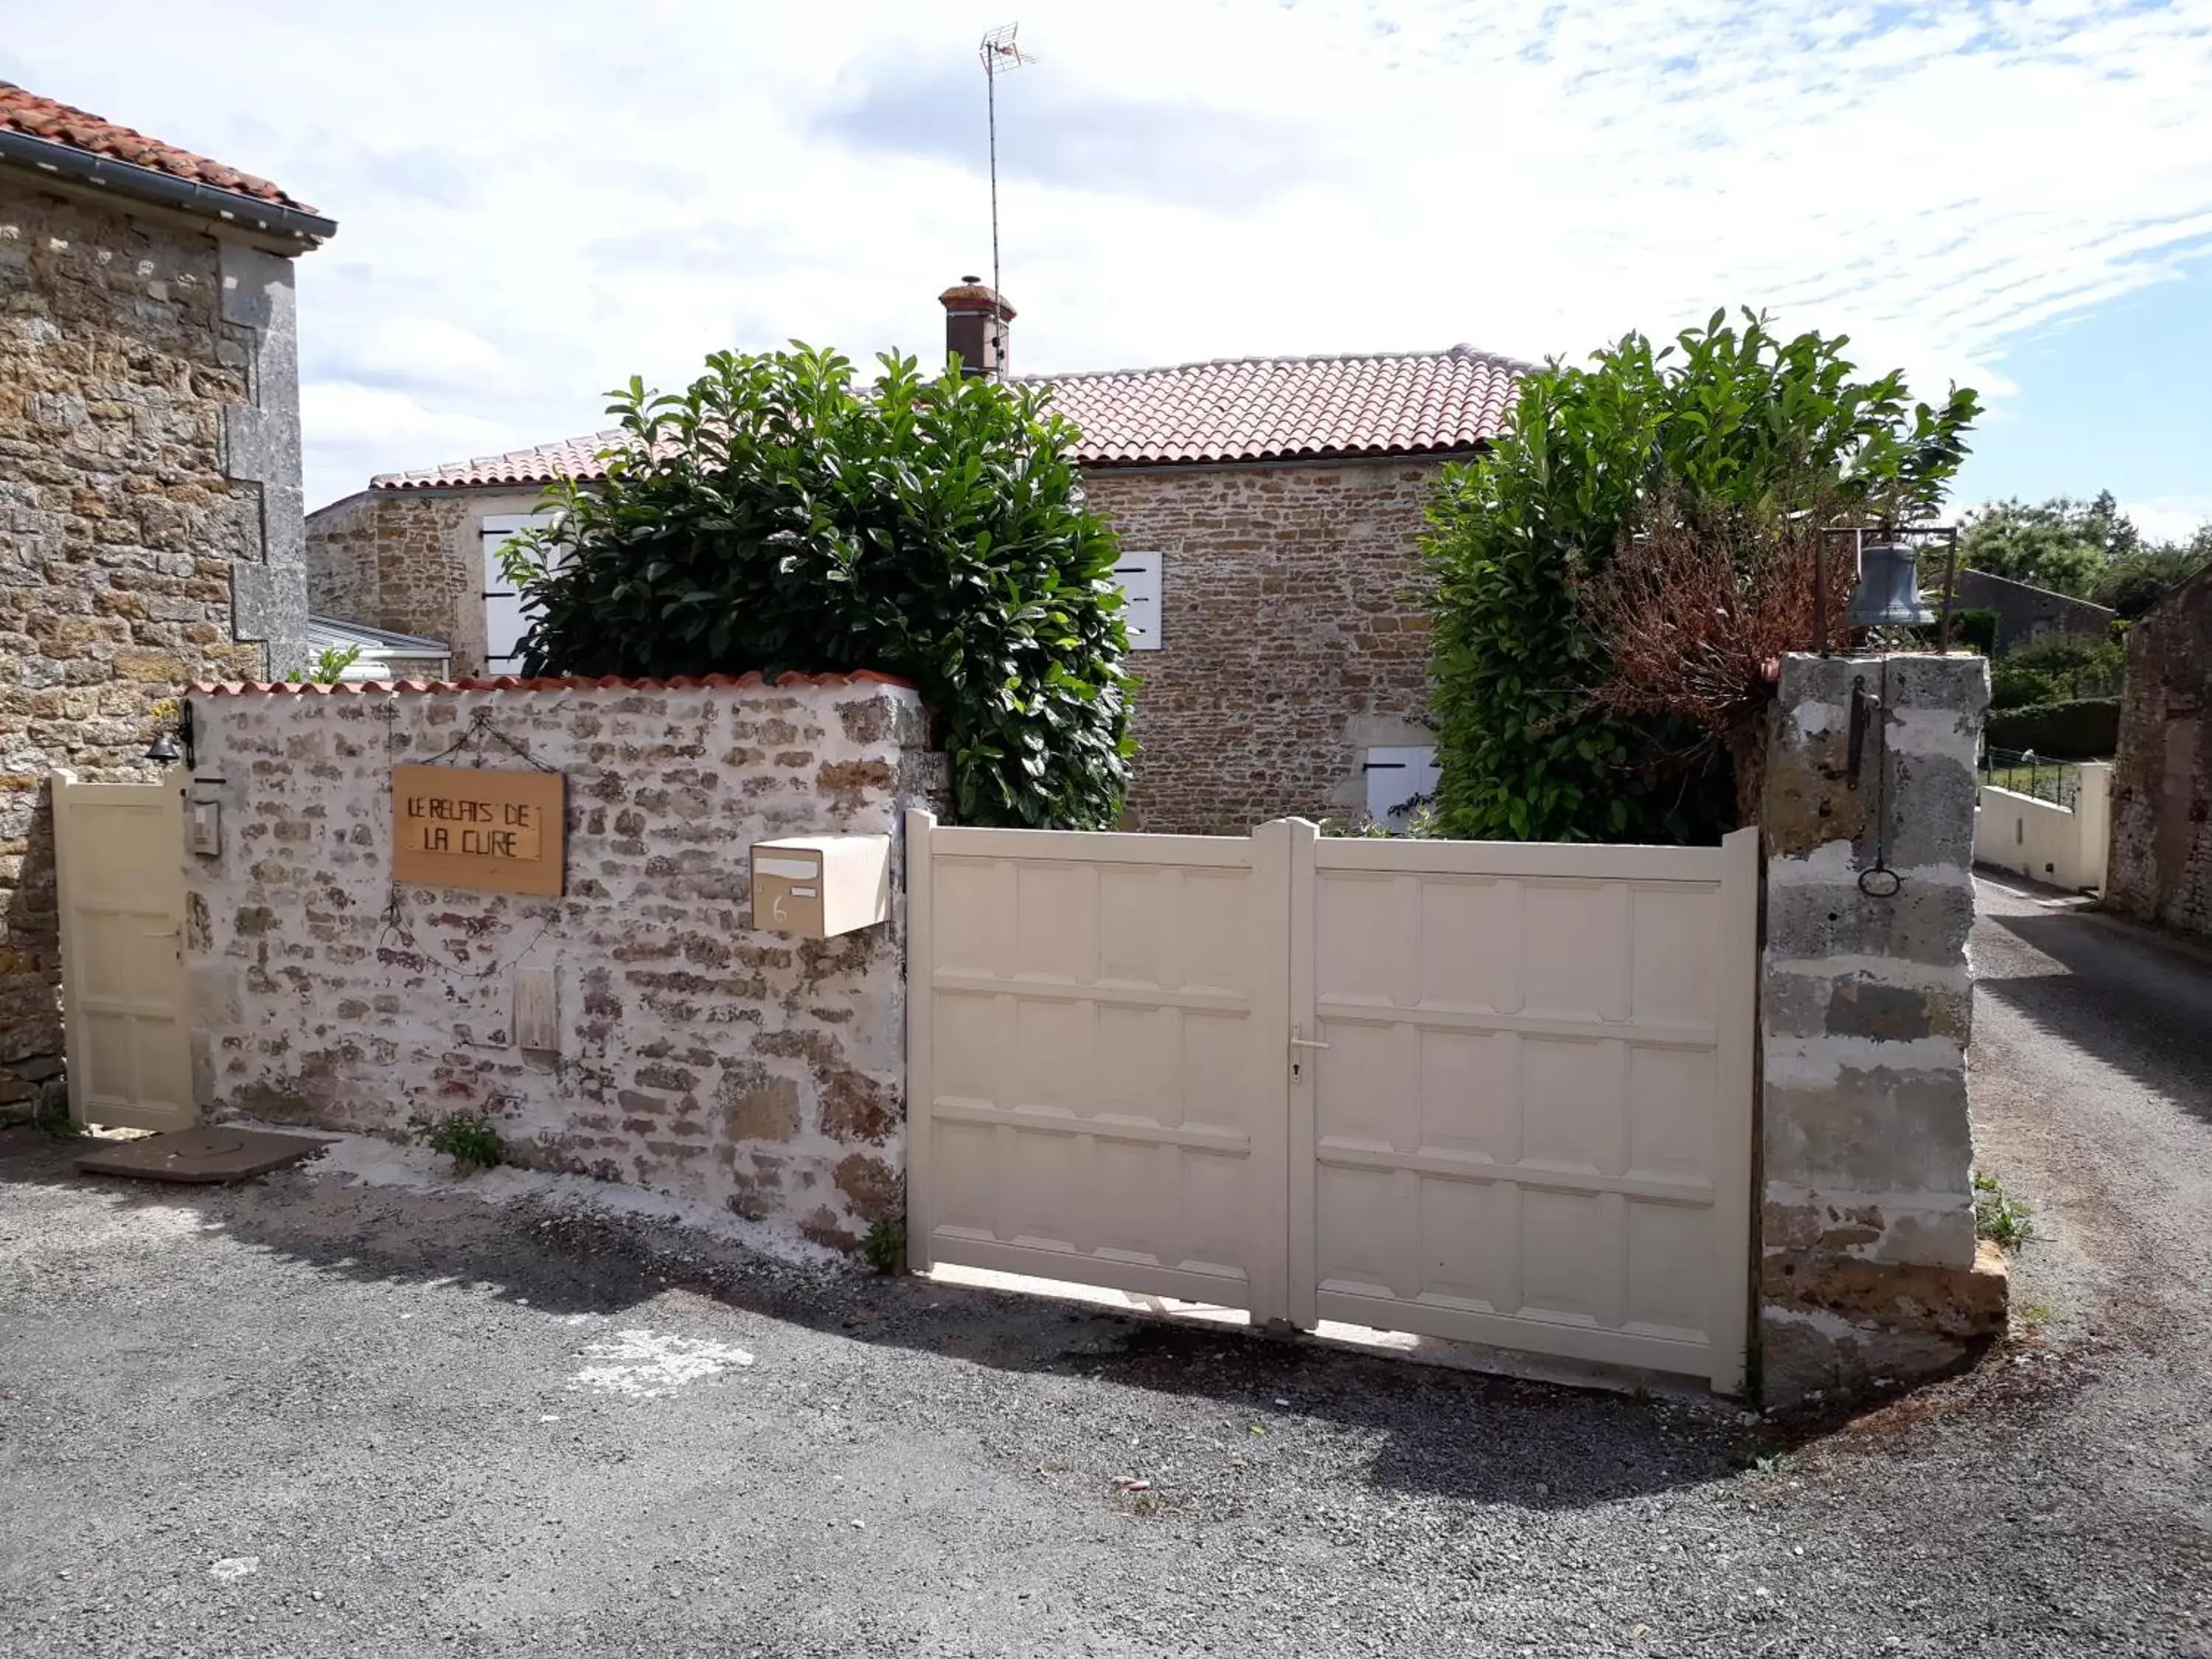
[939, 276, 1015, 321]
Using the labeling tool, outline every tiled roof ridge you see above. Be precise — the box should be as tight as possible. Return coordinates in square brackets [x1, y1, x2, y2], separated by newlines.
[187, 670, 917, 697]
[0, 81, 316, 213]
[363, 343, 1529, 489]
[1023, 341, 1538, 384]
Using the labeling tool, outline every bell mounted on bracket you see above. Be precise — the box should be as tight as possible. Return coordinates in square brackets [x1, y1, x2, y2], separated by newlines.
[1846, 538, 1937, 629]
[1812, 524, 1962, 657]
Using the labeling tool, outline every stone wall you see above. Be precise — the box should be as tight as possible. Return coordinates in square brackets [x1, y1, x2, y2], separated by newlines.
[184, 674, 941, 1251]
[1086, 459, 1441, 834]
[1758, 653, 2007, 1405]
[0, 175, 310, 1108]
[2105, 569, 2212, 939]
[306, 487, 538, 677]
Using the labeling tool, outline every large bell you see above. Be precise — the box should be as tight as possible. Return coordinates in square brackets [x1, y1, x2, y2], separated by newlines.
[1846, 538, 1935, 628]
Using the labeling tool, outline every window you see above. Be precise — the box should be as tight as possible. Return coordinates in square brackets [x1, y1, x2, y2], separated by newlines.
[480, 513, 560, 673]
[1114, 550, 1163, 650]
[1363, 745, 1440, 830]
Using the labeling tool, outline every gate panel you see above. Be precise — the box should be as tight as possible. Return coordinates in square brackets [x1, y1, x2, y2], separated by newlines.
[52, 772, 193, 1133]
[1298, 830, 1757, 1388]
[906, 813, 1291, 1321]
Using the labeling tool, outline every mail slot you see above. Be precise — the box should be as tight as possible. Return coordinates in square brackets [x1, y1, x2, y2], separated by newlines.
[749, 834, 891, 939]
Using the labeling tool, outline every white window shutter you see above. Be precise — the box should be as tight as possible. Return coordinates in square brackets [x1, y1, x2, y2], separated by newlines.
[1363, 745, 1440, 830]
[1115, 550, 1163, 650]
[480, 513, 560, 673]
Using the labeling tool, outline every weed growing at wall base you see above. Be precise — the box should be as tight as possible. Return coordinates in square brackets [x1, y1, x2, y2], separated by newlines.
[1974, 1171, 2034, 1251]
[420, 1111, 504, 1175]
[863, 1217, 906, 1276]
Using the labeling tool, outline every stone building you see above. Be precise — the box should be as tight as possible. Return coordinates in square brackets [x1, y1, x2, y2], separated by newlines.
[2104, 566, 2212, 940]
[0, 83, 334, 1109]
[1947, 568, 2116, 655]
[305, 281, 1526, 835]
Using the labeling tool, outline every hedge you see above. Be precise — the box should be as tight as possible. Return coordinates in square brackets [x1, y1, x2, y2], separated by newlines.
[1984, 698, 2120, 759]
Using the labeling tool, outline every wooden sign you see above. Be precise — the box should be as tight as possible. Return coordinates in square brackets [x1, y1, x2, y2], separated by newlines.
[392, 765, 565, 897]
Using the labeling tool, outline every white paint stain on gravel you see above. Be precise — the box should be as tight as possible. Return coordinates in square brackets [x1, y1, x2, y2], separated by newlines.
[571, 1329, 755, 1398]
[209, 1557, 259, 1582]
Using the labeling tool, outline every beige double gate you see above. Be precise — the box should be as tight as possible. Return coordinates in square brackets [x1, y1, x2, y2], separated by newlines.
[905, 813, 1759, 1391]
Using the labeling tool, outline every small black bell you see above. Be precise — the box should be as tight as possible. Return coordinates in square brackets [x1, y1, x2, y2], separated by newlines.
[145, 731, 181, 765]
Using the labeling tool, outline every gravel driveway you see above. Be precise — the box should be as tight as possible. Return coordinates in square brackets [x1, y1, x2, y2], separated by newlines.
[1, 872, 2208, 1656]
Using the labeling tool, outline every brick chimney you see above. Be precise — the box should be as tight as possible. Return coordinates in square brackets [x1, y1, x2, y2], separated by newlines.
[939, 276, 1015, 378]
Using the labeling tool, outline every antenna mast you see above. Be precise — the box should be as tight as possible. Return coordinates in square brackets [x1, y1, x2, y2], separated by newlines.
[978, 22, 1034, 366]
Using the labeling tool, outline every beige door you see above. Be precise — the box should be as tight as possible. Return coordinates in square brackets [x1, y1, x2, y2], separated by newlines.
[1293, 826, 1759, 1390]
[51, 772, 193, 1131]
[905, 813, 1293, 1321]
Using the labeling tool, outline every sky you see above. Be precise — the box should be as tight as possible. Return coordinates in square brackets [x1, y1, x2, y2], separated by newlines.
[7, 1, 2211, 536]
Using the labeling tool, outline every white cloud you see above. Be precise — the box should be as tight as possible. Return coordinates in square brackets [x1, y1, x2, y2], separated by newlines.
[298, 383, 507, 456]
[2125, 498, 2212, 544]
[11, 0, 2212, 507]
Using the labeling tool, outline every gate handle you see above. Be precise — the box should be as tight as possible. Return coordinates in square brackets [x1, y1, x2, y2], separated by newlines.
[1289, 1037, 1331, 1050]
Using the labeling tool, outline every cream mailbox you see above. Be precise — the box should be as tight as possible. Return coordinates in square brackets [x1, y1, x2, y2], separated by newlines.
[749, 835, 892, 939]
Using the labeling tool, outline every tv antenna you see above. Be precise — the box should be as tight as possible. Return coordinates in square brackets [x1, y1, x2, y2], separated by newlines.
[978, 22, 1034, 363]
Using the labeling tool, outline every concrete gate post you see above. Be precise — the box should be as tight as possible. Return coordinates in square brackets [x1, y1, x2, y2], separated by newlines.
[1757, 652, 2008, 1405]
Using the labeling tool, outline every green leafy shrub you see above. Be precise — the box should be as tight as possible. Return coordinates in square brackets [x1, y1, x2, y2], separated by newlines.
[420, 1110, 503, 1174]
[1987, 634, 2126, 709]
[504, 346, 1132, 829]
[1422, 310, 1977, 844]
[1984, 698, 2120, 759]
[2094, 535, 2212, 619]
[1916, 606, 1997, 657]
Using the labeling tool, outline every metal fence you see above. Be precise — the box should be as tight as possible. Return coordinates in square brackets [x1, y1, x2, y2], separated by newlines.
[1980, 746, 2079, 810]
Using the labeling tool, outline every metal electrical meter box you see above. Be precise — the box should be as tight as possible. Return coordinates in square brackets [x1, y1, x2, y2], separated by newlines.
[749, 835, 892, 939]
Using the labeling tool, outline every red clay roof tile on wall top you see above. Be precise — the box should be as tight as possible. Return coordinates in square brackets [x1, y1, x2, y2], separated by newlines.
[186, 671, 918, 697]
[0, 81, 316, 213]
[364, 346, 1531, 490]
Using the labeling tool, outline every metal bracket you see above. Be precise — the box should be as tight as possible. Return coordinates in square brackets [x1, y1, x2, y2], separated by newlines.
[1847, 676, 1878, 791]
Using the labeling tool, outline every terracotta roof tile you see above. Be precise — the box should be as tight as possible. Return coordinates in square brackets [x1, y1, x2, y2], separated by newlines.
[187, 670, 916, 697]
[366, 347, 1529, 490]
[369, 431, 630, 492]
[0, 81, 316, 214]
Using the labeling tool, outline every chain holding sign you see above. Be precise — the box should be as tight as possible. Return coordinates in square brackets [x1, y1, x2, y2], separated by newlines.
[392, 765, 565, 897]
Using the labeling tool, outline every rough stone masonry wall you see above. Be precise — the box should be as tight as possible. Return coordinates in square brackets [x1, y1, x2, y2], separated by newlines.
[2105, 569, 2212, 940]
[1759, 653, 2007, 1405]
[0, 175, 310, 1108]
[1085, 459, 1444, 834]
[185, 676, 940, 1251]
[307, 487, 540, 676]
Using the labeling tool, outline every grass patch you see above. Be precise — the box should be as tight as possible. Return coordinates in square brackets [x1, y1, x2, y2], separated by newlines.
[420, 1110, 503, 1174]
[1974, 1170, 2034, 1251]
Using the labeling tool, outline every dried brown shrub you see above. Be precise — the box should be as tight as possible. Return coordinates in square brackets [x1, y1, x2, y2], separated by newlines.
[1580, 495, 1860, 823]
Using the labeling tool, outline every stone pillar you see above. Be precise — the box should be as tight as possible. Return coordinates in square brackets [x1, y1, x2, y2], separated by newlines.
[218, 242, 310, 681]
[1759, 652, 2007, 1405]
